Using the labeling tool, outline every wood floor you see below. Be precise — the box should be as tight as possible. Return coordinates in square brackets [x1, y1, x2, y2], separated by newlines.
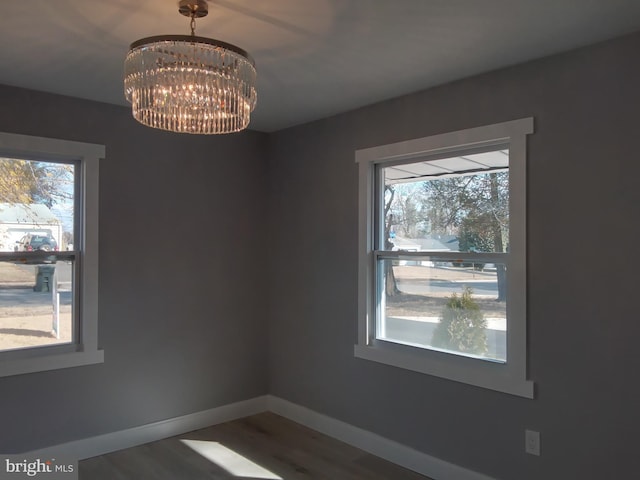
[79, 412, 433, 480]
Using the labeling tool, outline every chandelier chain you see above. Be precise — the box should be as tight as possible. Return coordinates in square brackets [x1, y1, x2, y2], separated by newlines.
[190, 14, 196, 36]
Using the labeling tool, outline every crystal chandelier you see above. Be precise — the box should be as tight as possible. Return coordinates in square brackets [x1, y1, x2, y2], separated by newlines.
[124, 0, 257, 134]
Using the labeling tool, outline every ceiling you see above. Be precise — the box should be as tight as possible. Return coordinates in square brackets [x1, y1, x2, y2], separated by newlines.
[2, 1, 640, 133]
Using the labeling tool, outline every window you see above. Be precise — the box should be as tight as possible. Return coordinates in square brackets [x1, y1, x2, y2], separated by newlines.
[0, 132, 104, 377]
[355, 119, 534, 398]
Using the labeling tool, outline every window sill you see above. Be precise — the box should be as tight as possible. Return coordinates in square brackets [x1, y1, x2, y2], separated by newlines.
[354, 343, 534, 398]
[0, 348, 104, 378]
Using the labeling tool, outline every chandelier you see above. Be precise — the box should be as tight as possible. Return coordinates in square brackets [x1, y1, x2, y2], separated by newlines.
[124, 0, 257, 134]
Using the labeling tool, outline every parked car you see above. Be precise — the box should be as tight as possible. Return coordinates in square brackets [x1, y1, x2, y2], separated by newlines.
[14, 233, 59, 252]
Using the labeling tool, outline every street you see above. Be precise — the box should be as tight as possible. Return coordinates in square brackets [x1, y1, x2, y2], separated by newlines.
[396, 278, 498, 296]
[393, 264, 500, 297]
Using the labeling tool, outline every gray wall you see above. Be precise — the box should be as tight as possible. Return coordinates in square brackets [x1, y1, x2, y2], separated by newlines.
[267, 32, 640, 479]
[0, 86, 269, 452]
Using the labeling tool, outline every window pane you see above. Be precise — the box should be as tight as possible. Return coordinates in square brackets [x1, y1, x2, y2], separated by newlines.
[0, 157, 76, 353]
[0, 259, 74, 352]
[378, 258, 506, 362]
[381, 150, 509, 254]
[0, 158, 75, 252]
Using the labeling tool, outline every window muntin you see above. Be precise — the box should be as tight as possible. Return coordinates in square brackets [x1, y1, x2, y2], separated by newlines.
[355, 119, 534, 398]
[0, 132, 103, 377]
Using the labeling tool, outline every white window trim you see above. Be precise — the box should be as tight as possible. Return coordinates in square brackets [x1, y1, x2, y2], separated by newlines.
[354, 118, 534, 398]
[0, 132, 104, 377]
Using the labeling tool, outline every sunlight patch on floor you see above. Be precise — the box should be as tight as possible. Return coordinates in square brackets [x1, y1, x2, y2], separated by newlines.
[180, 439, 283, 479]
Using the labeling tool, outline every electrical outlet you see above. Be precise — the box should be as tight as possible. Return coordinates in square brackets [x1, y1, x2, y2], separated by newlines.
[525, 429, 541, 456]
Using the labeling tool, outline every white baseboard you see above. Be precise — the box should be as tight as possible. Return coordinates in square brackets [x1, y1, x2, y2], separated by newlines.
[267, 395, 497, 480]
[30, 395, 268, 460]
[30, 394, 496, 480]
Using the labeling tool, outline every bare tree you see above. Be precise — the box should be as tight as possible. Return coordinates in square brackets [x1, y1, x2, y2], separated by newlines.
[384, 185, 400, 296]
[0, 158, 73, 206]
[423, 171, 509, 301]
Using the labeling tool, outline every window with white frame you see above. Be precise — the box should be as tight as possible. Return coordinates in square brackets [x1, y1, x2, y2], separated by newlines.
[0, 132, 104, 377]
[355, 119, 534, 398]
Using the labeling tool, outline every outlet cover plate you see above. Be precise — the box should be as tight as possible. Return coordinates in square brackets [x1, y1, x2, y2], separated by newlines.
[525, 429, 541, 456]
